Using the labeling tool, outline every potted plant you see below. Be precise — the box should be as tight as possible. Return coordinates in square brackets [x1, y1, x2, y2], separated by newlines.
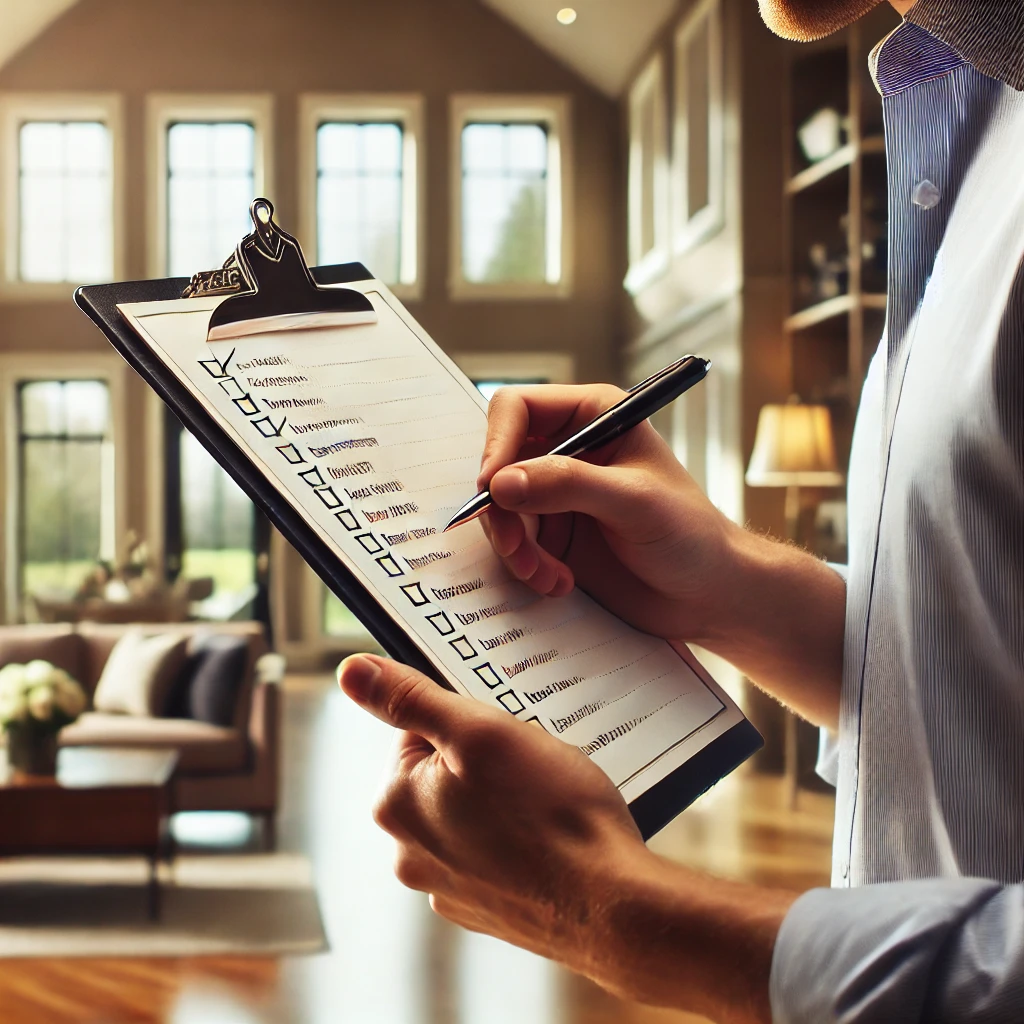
[0, 661, 87, 776]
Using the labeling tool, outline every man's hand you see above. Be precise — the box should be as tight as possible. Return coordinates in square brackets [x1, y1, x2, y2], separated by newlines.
[478, 385, 847, 728]
[338, 651, 647, 976]
[338, 652, 796, 1024]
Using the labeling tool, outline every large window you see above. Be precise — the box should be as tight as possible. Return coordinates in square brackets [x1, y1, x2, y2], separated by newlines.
[178, 431, 256, 602]
[449, 96, 571, 299]
[18, 121, 112, 283]
[1, 94, 123, 293]
[18, 380, 113, 600]
[146, 95, 272, 278]
[299, 95, 423, 297]
[461, 122, 548, 285]
[317, 122, 403, 282]
[625, 55, 670, 294]
[166, 121, 256, 277]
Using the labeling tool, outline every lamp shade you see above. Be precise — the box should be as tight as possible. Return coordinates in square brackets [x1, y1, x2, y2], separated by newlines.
[745, 401, 844, 487]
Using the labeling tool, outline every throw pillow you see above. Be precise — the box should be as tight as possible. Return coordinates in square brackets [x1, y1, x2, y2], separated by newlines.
[187, 634, 250, 727]
[92, 629, 189, 717]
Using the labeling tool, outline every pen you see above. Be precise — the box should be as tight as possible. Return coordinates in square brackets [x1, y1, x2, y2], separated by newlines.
[443, 354, 711, 532]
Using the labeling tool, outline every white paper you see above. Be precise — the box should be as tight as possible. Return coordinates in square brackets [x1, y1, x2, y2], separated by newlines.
[119, 281, 744, 802]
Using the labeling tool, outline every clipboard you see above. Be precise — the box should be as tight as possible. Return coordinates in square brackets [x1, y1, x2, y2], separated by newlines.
[75, 199, 762, 839]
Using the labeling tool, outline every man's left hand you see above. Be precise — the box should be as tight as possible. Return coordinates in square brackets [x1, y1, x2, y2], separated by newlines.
[337, 652, 651, 984]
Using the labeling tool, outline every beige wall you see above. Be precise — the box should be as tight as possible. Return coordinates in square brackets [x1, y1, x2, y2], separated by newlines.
[0, 0, 625, 632]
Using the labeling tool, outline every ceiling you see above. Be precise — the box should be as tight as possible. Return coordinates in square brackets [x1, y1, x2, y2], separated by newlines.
[0, 0, 676, 97]
[480, 0, 678, 96]
[0, 0, 79, 71]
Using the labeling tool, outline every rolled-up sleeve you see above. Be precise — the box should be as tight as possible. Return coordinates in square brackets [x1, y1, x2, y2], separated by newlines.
[770, 877, 1024, 1022]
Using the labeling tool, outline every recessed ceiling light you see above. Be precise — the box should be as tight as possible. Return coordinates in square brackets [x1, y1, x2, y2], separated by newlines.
[556, 7, 577, 25]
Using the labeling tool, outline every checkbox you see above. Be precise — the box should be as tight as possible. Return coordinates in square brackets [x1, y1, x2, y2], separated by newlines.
[426, 611, 454, 636]
[335, 509, 360, 531]
[496, 691, 525, 715]
[472, 663, 503, 689]
[400, 583, 429, 606]
[523, 716, 544, 728]
[448, 636, 476, 660]
[219, 377, 245, 399]
[253, 415, 286, 437]
[299, 467, 326, 488]
[199, 351, 233, 378]
[316, 487, 343, 510]
[233, 395, 260, 416]
[276, 443, 306, 464]
[376, 554, 404, 577]
[356, 533, 384, 555]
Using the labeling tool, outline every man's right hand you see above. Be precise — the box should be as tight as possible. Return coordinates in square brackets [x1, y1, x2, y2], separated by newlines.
[478, 384, 743, 647]
[477, 383, 847, 728]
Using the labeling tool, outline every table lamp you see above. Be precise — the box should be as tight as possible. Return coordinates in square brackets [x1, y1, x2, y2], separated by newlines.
[745, 396, 843, 808]
[745, 396, 844, 541]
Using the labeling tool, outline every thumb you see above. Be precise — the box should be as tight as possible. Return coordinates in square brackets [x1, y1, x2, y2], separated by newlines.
[489, 456, 650, 537]
[338, 653, 470, 748]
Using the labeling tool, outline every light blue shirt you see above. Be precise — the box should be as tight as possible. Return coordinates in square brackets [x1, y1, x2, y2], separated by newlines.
[770, 7, 1024, 1021]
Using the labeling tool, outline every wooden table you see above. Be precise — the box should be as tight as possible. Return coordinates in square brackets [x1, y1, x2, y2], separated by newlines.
[0, 747, 178, 920]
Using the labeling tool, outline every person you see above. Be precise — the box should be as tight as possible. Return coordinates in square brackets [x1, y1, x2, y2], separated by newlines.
[338, 0, 1024, 1019]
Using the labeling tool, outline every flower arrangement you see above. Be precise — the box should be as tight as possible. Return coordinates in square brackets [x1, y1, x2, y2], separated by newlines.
[0, 660, 87, 775]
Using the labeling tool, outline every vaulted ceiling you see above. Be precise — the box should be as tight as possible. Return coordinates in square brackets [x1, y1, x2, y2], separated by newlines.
[0, 0, 79, 71]
[0, 0, 676, 96]
[480, 0, 678, 96]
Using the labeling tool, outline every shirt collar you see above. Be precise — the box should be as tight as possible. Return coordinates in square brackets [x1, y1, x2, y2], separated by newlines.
[875, 0, 1024, 93]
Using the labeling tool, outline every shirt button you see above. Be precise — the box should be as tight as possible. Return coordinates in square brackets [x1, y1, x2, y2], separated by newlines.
[913, 179, 941, 209]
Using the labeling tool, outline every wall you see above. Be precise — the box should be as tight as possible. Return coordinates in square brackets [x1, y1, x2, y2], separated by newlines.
[0, 0, 624, 634]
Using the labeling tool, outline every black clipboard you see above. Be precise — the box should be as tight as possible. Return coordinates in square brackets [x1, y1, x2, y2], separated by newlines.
[75, 200, 762, 839]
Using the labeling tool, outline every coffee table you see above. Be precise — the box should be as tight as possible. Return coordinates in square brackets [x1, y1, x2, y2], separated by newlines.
[0, 747, 178, 920]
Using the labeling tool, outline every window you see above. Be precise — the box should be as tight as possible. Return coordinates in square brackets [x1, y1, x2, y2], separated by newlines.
[625, 55, 670, 295]
[673, 0, 725, 254]
[299, 95, 423, 297]
[450, 95, 571, 299]
[17, 380, 113, 600]
[147, 95, 272, 277]
[1, 94, 123, 295]
[166, 121, 256, 277]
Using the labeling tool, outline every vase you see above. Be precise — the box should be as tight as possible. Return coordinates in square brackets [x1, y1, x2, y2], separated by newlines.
[5, 726, 58, 777]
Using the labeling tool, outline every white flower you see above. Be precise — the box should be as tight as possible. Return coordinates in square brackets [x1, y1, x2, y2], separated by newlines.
[0, 663, 27, 699]
[27, 685, 55, 722]
[24, 659, 56, 688]
[0, 688, 28, 725]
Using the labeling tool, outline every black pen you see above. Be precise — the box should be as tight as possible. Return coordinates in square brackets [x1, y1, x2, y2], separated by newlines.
[443, 354, 711, 532]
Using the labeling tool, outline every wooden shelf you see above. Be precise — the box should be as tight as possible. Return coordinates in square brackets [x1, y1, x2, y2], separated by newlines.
[861, 134, 885, 155]
[785, 293, 887, 332]
[786, 143, 855, 195]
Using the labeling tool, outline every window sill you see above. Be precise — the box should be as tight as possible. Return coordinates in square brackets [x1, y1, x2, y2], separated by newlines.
[447, 277, 571, 302]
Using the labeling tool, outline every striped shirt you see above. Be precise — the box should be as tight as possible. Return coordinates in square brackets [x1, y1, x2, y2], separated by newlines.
[771, 5, 1024, 1021]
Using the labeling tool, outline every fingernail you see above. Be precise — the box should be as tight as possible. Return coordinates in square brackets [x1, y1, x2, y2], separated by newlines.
[339, 655, 381, 701]
[497, 467, 528, 507]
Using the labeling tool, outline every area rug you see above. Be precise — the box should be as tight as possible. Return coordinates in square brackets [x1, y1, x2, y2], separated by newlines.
[0, 852, 328, 957]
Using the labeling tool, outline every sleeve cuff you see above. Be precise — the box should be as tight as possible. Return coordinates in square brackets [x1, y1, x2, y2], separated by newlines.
[770, 878, 999, 1024]
[815, 727, 839, 787]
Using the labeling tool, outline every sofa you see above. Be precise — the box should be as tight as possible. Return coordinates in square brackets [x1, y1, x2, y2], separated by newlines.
[0, 621, 280, 845]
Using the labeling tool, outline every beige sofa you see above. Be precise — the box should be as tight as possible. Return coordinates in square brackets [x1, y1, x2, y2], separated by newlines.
[0, 621, 280, 845]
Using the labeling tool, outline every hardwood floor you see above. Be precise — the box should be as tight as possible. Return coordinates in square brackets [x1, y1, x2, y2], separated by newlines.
[0, 675, 834, 1023]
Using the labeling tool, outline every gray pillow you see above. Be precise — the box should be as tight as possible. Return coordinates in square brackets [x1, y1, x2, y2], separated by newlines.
[187, 635, 250, 727]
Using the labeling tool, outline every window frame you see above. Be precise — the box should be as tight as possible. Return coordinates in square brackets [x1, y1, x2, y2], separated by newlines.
[299, 93, 425, 301]
[0, 353, 128, 623]
[624, 54, 671, 296]
[672, 0, 726, 256]
[449, 94, 573, 301]
[0, 92, 125, 301]
[146, 93, 274, 279]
